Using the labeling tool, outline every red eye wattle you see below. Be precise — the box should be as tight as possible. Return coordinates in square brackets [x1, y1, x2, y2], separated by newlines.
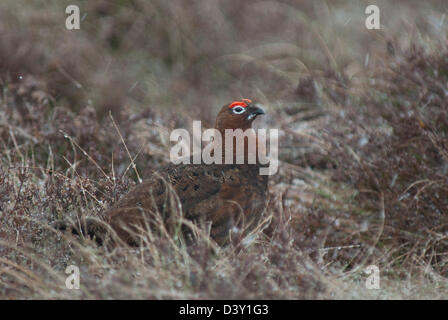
[228, 99, 252, 109]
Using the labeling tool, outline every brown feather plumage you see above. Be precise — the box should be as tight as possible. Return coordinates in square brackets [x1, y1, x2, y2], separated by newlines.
[60, 100, 269, 246]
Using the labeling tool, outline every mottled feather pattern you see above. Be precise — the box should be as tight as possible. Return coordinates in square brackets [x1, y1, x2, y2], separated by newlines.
[61, 100, 269, 246]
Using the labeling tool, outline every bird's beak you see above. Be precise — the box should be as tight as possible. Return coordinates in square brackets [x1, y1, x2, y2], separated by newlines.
[247, 105, 265, 120]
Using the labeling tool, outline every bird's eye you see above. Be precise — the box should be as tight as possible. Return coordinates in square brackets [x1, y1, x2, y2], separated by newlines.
[232, 106, 246, 114]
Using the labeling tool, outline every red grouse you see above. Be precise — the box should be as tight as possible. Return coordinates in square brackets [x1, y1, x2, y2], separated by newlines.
[61, 99, 268, 246]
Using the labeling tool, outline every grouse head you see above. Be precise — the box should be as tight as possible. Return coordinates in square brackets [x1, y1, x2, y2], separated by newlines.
[215, 99, 265, 132]
[213, 99, 267, 164]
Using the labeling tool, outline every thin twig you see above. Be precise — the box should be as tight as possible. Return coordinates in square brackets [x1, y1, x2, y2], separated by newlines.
[109, 111, 142, 183]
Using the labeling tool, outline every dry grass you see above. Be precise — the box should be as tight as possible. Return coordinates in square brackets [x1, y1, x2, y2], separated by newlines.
[1, 0, 448, 299]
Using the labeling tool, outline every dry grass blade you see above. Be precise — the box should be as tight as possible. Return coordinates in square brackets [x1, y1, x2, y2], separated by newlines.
[109, 111, 142, 183]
